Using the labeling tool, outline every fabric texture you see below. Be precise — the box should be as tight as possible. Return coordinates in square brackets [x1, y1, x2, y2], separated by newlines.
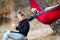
[30, 0, 60, 24]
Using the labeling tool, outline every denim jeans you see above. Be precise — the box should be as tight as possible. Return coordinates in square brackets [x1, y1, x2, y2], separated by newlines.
[2, 31, 25, 40]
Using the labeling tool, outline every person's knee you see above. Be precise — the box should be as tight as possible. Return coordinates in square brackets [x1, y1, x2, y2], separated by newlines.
[4, 31, 10, 35]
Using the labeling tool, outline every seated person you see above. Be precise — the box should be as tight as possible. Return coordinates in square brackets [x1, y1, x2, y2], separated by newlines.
[2, 11, 35, 40]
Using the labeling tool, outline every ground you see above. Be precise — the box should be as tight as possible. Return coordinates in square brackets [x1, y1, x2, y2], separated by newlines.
[0, 19, 60, 40]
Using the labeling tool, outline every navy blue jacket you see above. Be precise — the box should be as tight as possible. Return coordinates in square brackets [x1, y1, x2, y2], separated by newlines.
[16, 14, 35, 36]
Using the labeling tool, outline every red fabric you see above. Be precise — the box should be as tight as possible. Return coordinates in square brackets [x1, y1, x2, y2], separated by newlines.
[30, 0, 60, 24]
[29, 0, 42, 11]
[38, 5, 60, 24]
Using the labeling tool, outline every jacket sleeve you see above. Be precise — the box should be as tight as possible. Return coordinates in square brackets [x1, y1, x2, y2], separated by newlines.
[27, 14, 36, 21]
[28, 13, 37, 21]
[27, 12, 43, 21]
[16, 21, 26, 30]
[16, 27, 18, 30]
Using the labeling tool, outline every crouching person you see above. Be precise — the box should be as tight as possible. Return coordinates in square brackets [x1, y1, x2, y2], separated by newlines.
[2, 11, 34, 40]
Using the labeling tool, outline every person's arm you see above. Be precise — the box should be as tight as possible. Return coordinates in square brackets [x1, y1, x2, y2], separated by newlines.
[16, 22, 22, 30]
[15, 23, 25, 31]
[27, 11, 45, 21]
[15, 20, 28, 31]
[27, 10, 45, 21]
[27, 14, 36, 21]
[16, 26, 19, 30]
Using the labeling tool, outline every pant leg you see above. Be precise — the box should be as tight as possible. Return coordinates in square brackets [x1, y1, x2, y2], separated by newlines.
[8, 33, 25, 40]
[2, 31, 10, 40]
[2, 31, 25, 40]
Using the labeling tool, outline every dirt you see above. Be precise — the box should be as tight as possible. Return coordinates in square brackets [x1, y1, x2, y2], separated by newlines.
[0, 19, 60, 40]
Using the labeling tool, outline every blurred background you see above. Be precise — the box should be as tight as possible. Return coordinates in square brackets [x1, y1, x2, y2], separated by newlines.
[0, 0, 60, 40]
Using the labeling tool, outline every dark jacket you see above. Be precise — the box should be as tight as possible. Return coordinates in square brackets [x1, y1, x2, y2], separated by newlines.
[16, 14, 35, 36]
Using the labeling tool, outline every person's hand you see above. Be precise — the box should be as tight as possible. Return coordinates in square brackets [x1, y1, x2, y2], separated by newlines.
[31, 8, 37, 14]
[12, 23, 16, 27]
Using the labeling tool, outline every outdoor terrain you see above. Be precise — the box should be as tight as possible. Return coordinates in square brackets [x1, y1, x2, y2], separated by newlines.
[0, 0, 60, 40]
[0, 18, 60, 40]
